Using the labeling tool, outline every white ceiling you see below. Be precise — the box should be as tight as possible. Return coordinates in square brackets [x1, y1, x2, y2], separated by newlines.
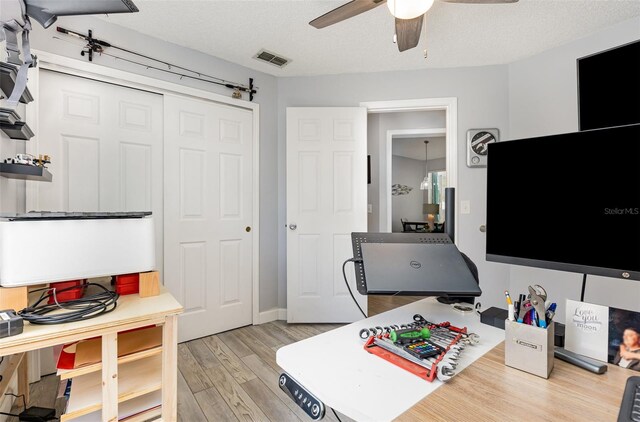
[98, 0, 640, 76]
[392, 137, 446, 160]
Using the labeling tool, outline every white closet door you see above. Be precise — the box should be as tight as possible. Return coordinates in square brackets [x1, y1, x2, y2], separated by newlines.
[164, 94, 253, 342]
[33, 70, 164, 275]
[286, 107, 368, 323]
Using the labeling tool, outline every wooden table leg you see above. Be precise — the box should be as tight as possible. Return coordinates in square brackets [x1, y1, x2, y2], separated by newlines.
[101, 332, 118, 422]
[162, 315, 178, 421]
[17, 353, 29, 406]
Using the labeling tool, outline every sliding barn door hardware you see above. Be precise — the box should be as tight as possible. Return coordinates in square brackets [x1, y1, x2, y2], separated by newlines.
[55, 27, 257, 101]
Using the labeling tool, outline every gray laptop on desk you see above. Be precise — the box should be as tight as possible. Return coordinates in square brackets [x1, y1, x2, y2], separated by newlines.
[360, 242, 482, 296]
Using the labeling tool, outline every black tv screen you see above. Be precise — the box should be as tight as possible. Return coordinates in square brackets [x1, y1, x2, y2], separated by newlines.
[486, 124, 640, 281]
[578, 40, 640, 131]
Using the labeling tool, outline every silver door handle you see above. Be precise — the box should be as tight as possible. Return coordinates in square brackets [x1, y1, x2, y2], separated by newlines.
[288, 224, 297, 231]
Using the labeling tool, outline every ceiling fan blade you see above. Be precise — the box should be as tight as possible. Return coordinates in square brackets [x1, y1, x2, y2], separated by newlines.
[440, 0, 518, 3]
[395, 15, 424, 52]
[310, 0, 387, 29]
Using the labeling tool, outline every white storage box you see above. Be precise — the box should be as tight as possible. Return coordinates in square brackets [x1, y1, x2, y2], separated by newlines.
[0, 217, 155, 287]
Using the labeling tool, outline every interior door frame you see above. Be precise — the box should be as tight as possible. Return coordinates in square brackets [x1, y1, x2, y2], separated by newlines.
[24, 50, 261, 325]
[384, 127, 447, 233]
[360, 98, 458, 243]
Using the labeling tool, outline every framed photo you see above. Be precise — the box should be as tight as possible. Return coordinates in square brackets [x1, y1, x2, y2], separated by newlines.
[609, 307, 640, 371]
[565, 300, 640, 371]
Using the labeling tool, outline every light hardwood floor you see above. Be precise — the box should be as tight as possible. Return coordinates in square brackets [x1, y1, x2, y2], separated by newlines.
[12, 296, 423, 421]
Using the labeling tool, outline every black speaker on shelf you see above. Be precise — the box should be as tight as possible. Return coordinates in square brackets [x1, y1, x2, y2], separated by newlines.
[444, 187, 455, 242]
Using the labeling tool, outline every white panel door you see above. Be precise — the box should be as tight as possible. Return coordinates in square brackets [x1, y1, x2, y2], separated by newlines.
[34, 70, 164, 275]
[286, 107, 368, 323]
[164, 94, 253, 342]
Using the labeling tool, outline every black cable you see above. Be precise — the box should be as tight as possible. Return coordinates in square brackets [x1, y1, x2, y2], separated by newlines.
[0, 411, 20, 417]
[331, 408, 343, 422]
[19, 283, 118, 325]
[342, 258, 366, 319]
[580, 273, 587, 302]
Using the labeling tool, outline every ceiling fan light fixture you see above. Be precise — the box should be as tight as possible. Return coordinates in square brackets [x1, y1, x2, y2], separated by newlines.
[387, 0, 434, 19]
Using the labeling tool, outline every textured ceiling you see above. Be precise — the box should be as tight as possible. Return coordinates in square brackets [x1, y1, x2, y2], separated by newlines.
[393, 137, 446, 160]
[99, 0, 640, 76]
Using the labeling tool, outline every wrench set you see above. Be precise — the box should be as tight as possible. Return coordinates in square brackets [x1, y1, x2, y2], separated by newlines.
[358, 314, 480, 383]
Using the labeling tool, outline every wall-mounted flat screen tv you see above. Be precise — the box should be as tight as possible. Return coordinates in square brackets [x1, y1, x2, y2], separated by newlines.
[578, 40, 640, 131]
[486, 124, 640, 281]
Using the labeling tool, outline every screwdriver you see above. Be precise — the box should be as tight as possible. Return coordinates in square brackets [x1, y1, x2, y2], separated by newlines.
[390, 327, 431, 344]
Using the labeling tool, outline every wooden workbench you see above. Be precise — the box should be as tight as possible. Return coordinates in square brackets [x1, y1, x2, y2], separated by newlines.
[397, 342, 629, 421]
[0, 288, 183, 422]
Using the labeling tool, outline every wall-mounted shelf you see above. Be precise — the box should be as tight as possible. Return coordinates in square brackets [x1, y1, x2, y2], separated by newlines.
[0, 108, 20, 125]
[0, 62, 33, 104]
[0, 121, 34, 140]
[0, 163, 52, 182]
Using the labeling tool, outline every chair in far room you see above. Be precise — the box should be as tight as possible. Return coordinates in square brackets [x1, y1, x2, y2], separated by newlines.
[401, 219, 429, 233]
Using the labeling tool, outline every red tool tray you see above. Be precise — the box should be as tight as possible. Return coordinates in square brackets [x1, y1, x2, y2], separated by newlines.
[364, 335, 437, 381]
[363, 321, 467, 382]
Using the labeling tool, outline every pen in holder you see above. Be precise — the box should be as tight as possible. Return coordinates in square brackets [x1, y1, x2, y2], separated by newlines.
[504, 319, 554, 378]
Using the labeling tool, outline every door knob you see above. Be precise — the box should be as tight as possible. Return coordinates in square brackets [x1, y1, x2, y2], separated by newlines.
[479, 225, 486, 233]
[245, 226, 251, 232]
[288, 224, 297, 231]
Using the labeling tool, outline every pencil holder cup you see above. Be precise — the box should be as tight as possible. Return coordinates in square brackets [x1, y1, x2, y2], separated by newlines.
[504, 320, 554, 379]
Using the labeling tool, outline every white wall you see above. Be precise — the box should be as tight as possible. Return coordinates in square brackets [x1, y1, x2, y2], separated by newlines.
[0, 113, 26, 214]
[425, 157, 446, 173]
[3, 17, 281, 312]
[0, 134, 26, 214]
[368, 111, 445, 231]
[391, 155, 427, 233]
[0, 46, 26, 214]
[507, 16, 640, 316]
[277, 65, 511, 310]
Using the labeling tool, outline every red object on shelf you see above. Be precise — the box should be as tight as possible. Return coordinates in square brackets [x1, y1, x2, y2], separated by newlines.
[116, 273, 140, 295]
[47, 280, 86, 304]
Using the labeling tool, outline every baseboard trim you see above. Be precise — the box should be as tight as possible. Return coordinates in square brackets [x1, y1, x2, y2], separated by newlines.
[257, 308, 287, 324]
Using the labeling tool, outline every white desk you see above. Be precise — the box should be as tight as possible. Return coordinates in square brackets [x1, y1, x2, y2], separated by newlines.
[276, 298, 504, 422]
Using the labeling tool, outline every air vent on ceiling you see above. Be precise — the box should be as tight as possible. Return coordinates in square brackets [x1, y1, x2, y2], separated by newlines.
[254, 49, 291, 68]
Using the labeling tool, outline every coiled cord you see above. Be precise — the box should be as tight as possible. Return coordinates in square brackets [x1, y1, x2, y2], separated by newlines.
[19, 283, 119, 325]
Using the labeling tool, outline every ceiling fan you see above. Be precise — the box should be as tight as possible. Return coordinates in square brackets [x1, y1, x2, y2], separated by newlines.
[310, 0, 518, 52]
